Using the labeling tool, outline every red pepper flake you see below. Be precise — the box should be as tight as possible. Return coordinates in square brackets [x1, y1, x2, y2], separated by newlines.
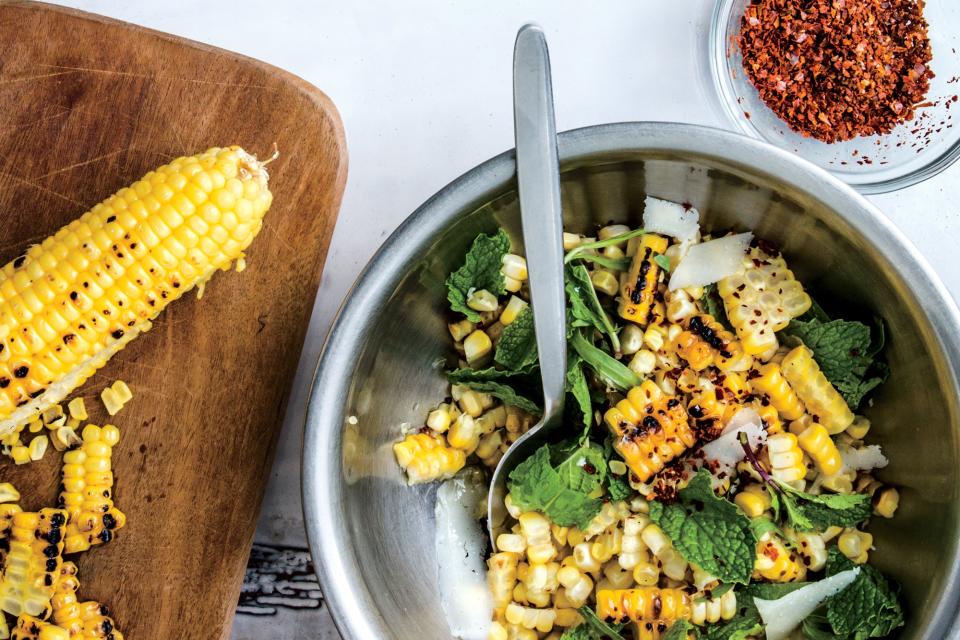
[738, 0, 934, 143]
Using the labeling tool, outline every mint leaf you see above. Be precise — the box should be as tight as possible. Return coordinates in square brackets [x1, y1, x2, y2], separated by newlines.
[648, 469, 756, 584]
[570, 606, 626, 640]
[457, 379, 541, 415]
[566, 264, 620, 353]
[771, 483, 871, 532]
[446, 230, 510, 322]
[508, 443, 604, 530]
[495, 307, 538, 371]
[801, 612, 837, 640]
[552, 441, 607, 494]
[566, 356, 593, 436]
[784, 317, 888, 410]
[447, 365, 536, 384]
[700, 283, 733, 332]
[825, 549, 904, 639]
[700, 615, 762, 640]
[570, 329, 640, 391]
[601, 436, 633, 501]
[662, 619, 696, 640]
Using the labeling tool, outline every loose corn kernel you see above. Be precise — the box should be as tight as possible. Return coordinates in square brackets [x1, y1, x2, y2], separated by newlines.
[628, 350, 657, 376]
[838, 529, 873, 565]
[734, 483, 770, 518]
[464, 330, 493, 365]
[643, 327, 665, 352]
[563, 233, 583, 251]
[27, 436, 47, 462]
[425, 404, 454, 433]
[0, 484, 19, 504]
[591, 270, 619, 296]
[632, 562, 660, 586]
[666, 290, 698, 324]
[501, 254, 528, 281]
[66, 399, 87, 422]
[9, 446, 29, 465]
[467, 289, 499, 313]
[445, 414, 479, 453]
[505, 602, 556, 633]
[41, 405, 64, 425]
[873, 487, 900, 519]
[847, 415, 871, 440]
[448, 319, 475, 342]
[500, 296, 529, 326]
[392, 432, 466, 484]
[99, 389, 122, 417]
[27, 420, 42, 434]
[690, 590, 737, 625]
[497, 534, 526, 554]
[599, 224, 632, 243]
[620, 324, 644, 355]
[796, 424, 843, 475]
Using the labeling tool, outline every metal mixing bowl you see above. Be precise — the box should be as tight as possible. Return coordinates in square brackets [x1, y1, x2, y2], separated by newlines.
[303, 123, 960, 640]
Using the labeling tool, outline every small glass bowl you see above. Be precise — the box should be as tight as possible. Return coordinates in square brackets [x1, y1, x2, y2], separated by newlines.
[710, 0, 960, 194]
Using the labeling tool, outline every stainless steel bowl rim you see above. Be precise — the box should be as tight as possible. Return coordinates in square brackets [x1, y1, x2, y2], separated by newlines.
[302, 122, 960, 640]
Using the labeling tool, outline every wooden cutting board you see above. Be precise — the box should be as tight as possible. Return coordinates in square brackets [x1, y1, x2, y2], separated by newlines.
[0, 2, 347, 638]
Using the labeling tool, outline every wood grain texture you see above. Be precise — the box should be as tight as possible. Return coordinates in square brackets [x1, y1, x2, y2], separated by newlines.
[0, 2, 347, 637]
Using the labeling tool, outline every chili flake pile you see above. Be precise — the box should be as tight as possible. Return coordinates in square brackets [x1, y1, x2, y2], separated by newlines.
[739, 0, 933, 143]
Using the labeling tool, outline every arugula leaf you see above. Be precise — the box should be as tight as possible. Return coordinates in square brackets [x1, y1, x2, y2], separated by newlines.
[571, 254, 632, 271]
[771, 483, 871, 532]
[566, 356, 593, 436]
[699, 283, 733, 332]
[564, 229, 646, 264]
[570, 329, 641, 391]
[824, 549, 904, 639]
[456, 379, 541, 415]
[508, 442, 604, 529]
[445, 229, 511, 322]
[567, 606, 626, 640]
[566, 264, 620, 353]
[784, 316, 888, 410]
[648, 469, 756, 584]
[662, 619, 697, 640]
[495, 307, 538, 371]
[653, 253, 671, 272]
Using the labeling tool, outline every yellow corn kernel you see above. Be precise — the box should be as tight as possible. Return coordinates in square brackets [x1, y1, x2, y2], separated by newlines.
[754, 532, 807, 582]
[50, 561, 123, 640]
[734, 483, 770, 518]
[99, 389, 121, 417]
[425, 404, 453, 433]
[487, 552, 519, 614]
[41, 405, 64, 426]
[847, 415, 871, 440]
[591, 270, 619, 296]
[61, 425, 125, 555]
[690, 589, 737, 625]
[448, 319, 475, 342]
[519, 513, 556, 565]
[66, 398, 87, 422]
[27, 436, 47, 462]
[51, 428, 80, 452]
[110, 381, 132, 405]
[838, 529, 873, 565]
[500, 296, 529, 326]
[796, 424, 842, 475]
[873, 486, 900, 519]
[755, 402, 783, 434]
[641, 524, 687, 581]
[718, 249, 811, 355]
[780, 346, 854, 434]
[604, 380, 696, 482]
[0, 147, 272, 436]
[596, 588, 691, 623]
[0, 484, 19, 504]
[74, 601, 124, 640]
[786, 529, 829, 572]
[501, 254, 528, 282]
[505, 602, 556, 633]
[464, 330, 493, 365]
[619, 234, 669, 326]
[10, 615, 69, 640]
[0, 503, 23, 570]
[766, 433, 806, 483]
[27, 420, 42, 434]
[672, 330, 714, 371]
[751, 363, 806, 421]
[467, 289, 499, 313]
[393, 432, 466, 484]
[9, 446, 29, 465]
[0, 508, 68, 617]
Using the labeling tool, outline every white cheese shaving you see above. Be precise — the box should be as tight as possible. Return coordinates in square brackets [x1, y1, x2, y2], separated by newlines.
[436, 469, 492, 639]
[840, 444, 889, 473]
[642, 196, 700, 243]
[668, 232, 753, 291]
[755, 568, 861, 640]
[701, 408, 766, 468]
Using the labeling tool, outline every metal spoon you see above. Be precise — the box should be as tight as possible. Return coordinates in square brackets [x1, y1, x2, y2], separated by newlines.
[487, 24, 567, 543]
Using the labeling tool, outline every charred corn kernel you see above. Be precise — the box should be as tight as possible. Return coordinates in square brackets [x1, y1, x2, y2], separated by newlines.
[27, 420, 42, 434]
[0, 503, 22, 569]
[0, 508, 68, 617]
[618, 515, 649, 570]
[596, 588, 691, 623]
[9, 447, 29, 465]
[51, 561, 123, 640]
[734, 483, 770, 517]
[0, 147, 272, 435]
[502, 254, 528, 281]
[838, 529, 872, 565]
[685, 387, 729, 440]
[786, 529, 828, 571]
[690, 589, 737, 625]
[754, 532, 807, 582]
[718, 249, 811, 355]
[604, 380, 696, 482]
[464, 329, 492, 365]
[467, 289, 499, 313]
[751, 363, 805, 421]
[766, 433, 806, 483]
[679, 314, 744, 372]
[672, 330, 713, 371]
[563, 233, 583, 251]
[847, 415, 871, 440]
[619, 234, 669, 325]
[27, 436, 47, 462]
[796, 424, 842, 475]
[505, 603, 556, 633]
[620, 324, 644, 356]
[0, 484, 19, 504]
[61, 425, 125, 554]
[755, 402, 783, 434]
[448, 319, 475, 342]
[10, 615, 69, 640]
[591, 270, 619, 296]
[74, 601, 123, 640]
[500, 296, 528, 326]
[628, 350, 657, 376]
[781, 346, 854, 434]
[392, 432, 466, 484]
[487, 552, 519, 613]
[519, 513, 556, 564]
[873, 486, 900, 518]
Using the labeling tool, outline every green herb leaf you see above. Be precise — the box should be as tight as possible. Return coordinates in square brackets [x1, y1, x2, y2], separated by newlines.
[566, 264, 620, 353]
[456, 379, 541, 415]
[508, 442, 604, 530]
[566, 356, 593, 437]
[446, 229, 511, 322]
[784, 316, 888, 410]
[771, 483, 872, 532]
[749, 514, 783, 541]
[801, 612, 838, 640]
[570, 329, 640, 391]
[572, 254, 632, 271]
[653, 253, 672, 272]
[699, 283, 733, 332]
[700, 615, 762, 640]
[824, 549, 904, 639]
[648, 469, 756, 584]
[564, 229, 646, 265]
[568, 606, 626, 640]
[662, 619, 697, 640]
[495, 307, 538, 371]
[601, 436, 633, 501]
[447, 365, 536, 384]
[552, 440, 607, 494]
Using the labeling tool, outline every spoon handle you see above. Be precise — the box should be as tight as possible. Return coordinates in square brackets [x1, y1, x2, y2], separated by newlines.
[513, 24, 567, 420]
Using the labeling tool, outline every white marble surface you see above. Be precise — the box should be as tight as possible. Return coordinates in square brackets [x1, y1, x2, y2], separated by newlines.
[50, 1, 960, 637]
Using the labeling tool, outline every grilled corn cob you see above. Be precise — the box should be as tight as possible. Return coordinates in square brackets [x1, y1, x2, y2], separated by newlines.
[51, 562, 123, 640]
[619, 235, 669, 326]
[392, 432, 466, 484]
[0, 508, 68, 617]
[765, 433, 806, 484]
[0, 147, 273, 435]
[10, 615, 68, 640]
[0, 501, 23, 569]
[60, 425, 125, 554]
[750, 362, 805, 421]
[718, 249, 811, 355]
[780, 346, 854, 434]
[596, 587, 691, 624]
[796, 423, 842, 475]
[604, 380, 696, 482]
